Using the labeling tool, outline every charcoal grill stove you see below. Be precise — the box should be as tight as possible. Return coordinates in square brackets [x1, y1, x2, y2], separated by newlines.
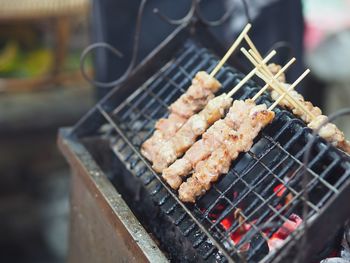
[59, 20, 350, 263]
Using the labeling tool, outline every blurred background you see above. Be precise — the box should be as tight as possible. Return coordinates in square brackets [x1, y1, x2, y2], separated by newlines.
[0, 0, 349, 262]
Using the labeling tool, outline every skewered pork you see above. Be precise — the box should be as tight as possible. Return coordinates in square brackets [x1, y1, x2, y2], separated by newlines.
[162, 100, 255, 189]
[179, 102, 275, 202]
[270, 84, 322, 123]
[268, 63, 286, 83]
[152, 94, 233, 172]
[141, 114, 187, 161]
[268, 63, 322, 122]
[308, 115, 350, 153]
[141, 71, 221, 162]
[170, 71, 222, 117]
[269, 81, 350, 154]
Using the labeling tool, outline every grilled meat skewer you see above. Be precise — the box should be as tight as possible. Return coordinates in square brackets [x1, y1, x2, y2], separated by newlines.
[161, 59, 292, 187]
[141, 72, 221, 162]
[179, 101, 275, 202]
[162, 100, 255, 189]
[150, 52, 278, 172]
[266, 68, 350, 154]
[152, 94, 233, 172]
[308, 115, 350, 153]
[270, 84, 321, 123]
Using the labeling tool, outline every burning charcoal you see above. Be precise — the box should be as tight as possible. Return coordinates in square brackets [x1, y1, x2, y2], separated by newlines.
[267, 214, 302, 251]
[274, 214, 302, 239]
[268, 237, 284, 251]
[341, 224, 350, 261]
[320, 224, 350, 263]
[247, 232, 269, 262]
[341, 252, 350, 263]
[320, 258, 350, 263]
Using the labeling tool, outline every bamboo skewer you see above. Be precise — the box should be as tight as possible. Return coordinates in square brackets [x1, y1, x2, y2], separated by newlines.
[242, 35, 314, 120]
[252, 57, 296, 101]
[247, 48, 316, 120]
[238, 39, 309, 111]
[244, 34, 263, 60]
[210, 23, 252, 77]
[226, 50, 276, 98]
[269, 69, 311, 111]
[242, 35, 316, 119]
[240, 42, 313, 115]
[241, 48, 314, 120]
[253, 59, 314, 118]
[247, 49, 306, 109]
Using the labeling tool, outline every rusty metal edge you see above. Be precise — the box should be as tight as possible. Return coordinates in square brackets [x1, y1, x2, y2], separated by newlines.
[58, 128, 169, 263]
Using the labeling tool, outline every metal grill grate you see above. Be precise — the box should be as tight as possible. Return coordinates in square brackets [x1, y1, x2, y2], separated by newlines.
[78, 39, 350, 262]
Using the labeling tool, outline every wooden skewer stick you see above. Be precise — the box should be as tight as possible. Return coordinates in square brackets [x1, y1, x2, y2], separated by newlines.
[226, 50, 276, 98]
[244, 41, 301, 108]
[249, 49, 288, 85]
[244, 34, 263, 60]
[245, 50, 298, 108]
[210, 23, 252, 77]
[247, 48, 316, 120]
[243, 36, 316, 119]
[241, 48, 314, 119]
[252, 57, 296, 101]
[253, 66, 312, 118]
[269, 69, 311, 111]
[245, 36, 299, 97]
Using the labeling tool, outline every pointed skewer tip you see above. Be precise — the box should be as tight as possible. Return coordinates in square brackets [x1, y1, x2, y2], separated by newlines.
[245, 23, 252, 29]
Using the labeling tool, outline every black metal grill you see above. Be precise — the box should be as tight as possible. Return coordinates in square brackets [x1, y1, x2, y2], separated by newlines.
[72, 37, 350, 262]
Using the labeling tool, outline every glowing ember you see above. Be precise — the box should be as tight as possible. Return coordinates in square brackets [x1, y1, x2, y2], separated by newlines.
[212, 184, 302, 254]
[220, 212, 302, 252]
[274, 184, 287, 197]
[206, 183, 303, 255]
[220, 213, 253, 244]
[268, 214, 302, 250]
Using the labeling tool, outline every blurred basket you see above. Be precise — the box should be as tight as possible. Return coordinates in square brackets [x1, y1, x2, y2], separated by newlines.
[0, 0, 90, 21]
[0, 0, 91, 93]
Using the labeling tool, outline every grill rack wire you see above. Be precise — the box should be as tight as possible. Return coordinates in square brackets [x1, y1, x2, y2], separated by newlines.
[73, 39, 350, 262]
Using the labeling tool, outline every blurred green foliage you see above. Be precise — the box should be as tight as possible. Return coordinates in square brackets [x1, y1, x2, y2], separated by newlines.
[0, 41, 54, 78]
